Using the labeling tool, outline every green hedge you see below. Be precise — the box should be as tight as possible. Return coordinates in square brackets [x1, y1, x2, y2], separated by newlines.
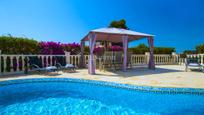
[128, 44, 175, 54]
[154, 47, 175, 54]
[0, 36, 39, 54]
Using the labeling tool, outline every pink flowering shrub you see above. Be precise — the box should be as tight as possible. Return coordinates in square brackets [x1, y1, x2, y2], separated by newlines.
[39, 42, 80, 55]
[94, 47, 105, 56]
[93, 45, 122, 56]
[108, 45, 122, 51]
[39, 42, 64, 55]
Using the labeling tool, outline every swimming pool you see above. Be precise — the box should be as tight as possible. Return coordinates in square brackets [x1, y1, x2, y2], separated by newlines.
[0, 78, 204, 115]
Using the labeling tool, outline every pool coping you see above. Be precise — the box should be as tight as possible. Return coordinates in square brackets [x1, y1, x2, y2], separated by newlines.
[0, 78, 204, 95]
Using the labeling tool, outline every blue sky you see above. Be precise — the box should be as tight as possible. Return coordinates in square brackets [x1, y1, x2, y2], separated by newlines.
[0, 0, 204, 52]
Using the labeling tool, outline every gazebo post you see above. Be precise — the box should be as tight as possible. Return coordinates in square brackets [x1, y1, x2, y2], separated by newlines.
[88, 33, 96, 74]
[122, 35, 128, 71]
[148, 36, 155, 69]
[80, 40, 85, 68]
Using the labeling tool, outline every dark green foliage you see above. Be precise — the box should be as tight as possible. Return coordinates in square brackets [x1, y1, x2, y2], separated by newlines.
[180, 50, 198, 58]
[6, 57, 11, 72]
[154, 47, 175, 54]
[28, 56, 43, 68]
[196, 44, 204, 53]
[128, 44, 175, 54]
[55, 56, 66, 66]
[1, 57, 3, 72]
[109, 19, 128, 29]
[84, 46, 90, 55]
[0, 35, 40, 54]
[183, 50, 197, 54]
[128, 44, 149, 54]
[24, 57, 28, 74]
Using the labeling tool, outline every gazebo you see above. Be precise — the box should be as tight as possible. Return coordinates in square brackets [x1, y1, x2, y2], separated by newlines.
[80, 27, 155, 74]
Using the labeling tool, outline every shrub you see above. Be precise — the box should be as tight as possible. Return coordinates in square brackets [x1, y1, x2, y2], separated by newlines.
[62, 42, 80, 55]
[0, 35, 39, 54]
[0, 35, 176, 55]
[39, 42, 64, 55]
[129, 44, 175, 54]
[108, 45, 122, 51]
[39, 42, 81, 55]
[128, 44, 149, 54]
[94, 47, 105, 56]
[154, 47, 175, 54]
[84, 46, 90, 55]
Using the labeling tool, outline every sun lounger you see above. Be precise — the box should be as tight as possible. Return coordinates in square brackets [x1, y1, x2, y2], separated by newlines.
[28, 56, 58, 73]
[185, 58, 203, 72]
[55, 56, 76, 72]
[56, 63, 76, 72]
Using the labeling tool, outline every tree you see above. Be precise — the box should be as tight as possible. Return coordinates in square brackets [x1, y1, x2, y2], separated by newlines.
[109, 19, 128, 29]
[108, 19, 129, 47]
[196, 44, 204, 53]
[183, 50, 197, 54]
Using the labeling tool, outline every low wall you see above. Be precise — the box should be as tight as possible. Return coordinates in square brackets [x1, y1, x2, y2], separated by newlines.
[0, 52, 185, 75]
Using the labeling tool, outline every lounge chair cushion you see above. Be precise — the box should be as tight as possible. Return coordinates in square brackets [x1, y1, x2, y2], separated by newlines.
[45, 66, 57, 71]
[65, 64, 75, 68]
[188, 63, 200, 67]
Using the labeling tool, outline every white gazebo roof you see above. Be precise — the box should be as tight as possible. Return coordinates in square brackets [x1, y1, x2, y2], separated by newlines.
[82, 27, 154, 43]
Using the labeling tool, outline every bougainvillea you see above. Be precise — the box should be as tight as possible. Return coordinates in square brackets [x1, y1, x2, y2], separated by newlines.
[94, 47, 105, 56]
[39, 42, 64, 55]
[92, 45, 122, 56]
[39, 42, 81, 55]
[108, 45, 123, 51]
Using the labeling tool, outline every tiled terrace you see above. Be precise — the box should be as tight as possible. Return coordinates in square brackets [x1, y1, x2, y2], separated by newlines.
[0, 65, 204, 88]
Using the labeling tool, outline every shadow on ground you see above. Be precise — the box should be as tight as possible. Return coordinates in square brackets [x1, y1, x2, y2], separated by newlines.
[95, 66, 184, 78]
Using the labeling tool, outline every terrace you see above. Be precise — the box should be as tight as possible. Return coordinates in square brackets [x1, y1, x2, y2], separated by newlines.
[0, 53, 204, 88]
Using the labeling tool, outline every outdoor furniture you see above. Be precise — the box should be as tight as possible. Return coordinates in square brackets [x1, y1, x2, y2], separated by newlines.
[56, 63, 76, 72]
[112, 51, 123, 70]
[185, 58, 203, 72]
[99, 51, 132, 71]
[28, 56, 58, 74]
[127, 52, 133, 69]
[101, 52, 114, 71]
[55, 56, 76, 72]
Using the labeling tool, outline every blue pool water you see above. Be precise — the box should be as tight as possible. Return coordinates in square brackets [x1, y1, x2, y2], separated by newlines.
[0, 78, 204, 115]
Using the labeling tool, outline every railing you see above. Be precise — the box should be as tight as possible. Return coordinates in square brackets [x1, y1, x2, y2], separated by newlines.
[0, 52, 185, 75]
[69, 55, 81, 67]
[178, 58, 185, 65]
[131, 55, 147, 65]
[186, 54, 204, 65]
[154, 54, 175, 65]
[0, 54, 65, 75]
